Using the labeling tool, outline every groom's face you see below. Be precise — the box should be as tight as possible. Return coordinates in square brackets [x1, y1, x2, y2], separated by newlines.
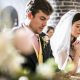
[28, 10, 50, 34]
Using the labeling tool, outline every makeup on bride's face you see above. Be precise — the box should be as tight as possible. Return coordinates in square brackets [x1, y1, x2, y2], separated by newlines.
[71, 20, 80, 38]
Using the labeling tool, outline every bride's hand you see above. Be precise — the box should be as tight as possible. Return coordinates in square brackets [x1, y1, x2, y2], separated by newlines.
[72, 40, 80, 55]
[65, 71, 76, 78]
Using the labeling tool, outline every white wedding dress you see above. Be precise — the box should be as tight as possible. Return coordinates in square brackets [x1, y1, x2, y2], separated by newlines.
[50, 10, 80, 72]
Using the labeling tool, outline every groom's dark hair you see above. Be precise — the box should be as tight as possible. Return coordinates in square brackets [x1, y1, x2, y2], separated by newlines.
[26, 0, 53, 16]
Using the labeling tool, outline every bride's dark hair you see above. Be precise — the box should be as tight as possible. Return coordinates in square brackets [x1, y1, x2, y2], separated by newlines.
[72, 13, 80, 24]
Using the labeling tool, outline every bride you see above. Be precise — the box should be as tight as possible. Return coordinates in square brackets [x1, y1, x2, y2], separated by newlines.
[50, 10, 80, 74]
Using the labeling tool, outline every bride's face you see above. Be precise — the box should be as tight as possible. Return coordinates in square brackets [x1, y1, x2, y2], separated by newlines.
[71, 20, 80, 38]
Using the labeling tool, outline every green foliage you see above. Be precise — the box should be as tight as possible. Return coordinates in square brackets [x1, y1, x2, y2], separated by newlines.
[45, 58, 60, 72]
[1, 58, 80, 80]
[64, 61, 74, 73]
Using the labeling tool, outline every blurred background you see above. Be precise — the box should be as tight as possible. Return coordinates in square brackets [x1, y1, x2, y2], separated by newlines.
[0, 0, 80, 29]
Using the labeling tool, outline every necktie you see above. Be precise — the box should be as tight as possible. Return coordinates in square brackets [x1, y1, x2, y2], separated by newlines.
[33, 34, 40, 53]
[32, 34, 43, 64]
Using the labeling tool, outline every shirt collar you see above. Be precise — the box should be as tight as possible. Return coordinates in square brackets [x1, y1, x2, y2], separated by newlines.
[22, 23, 35, 38]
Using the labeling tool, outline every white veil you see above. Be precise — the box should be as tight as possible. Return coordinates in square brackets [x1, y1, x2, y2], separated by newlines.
[50, 10, 78, 70]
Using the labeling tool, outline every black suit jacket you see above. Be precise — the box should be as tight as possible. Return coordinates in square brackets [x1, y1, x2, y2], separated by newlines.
[21, 36, 53, 72]
[40, 36, 53, 62]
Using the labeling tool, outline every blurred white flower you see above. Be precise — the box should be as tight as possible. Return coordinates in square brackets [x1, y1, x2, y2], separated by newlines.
[36, 63, 54, 79]
[19, 76, 29, 80]
[0, 28, 25, 77]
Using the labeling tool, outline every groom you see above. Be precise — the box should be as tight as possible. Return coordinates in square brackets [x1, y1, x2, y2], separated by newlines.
[14, 0, 53, 72]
